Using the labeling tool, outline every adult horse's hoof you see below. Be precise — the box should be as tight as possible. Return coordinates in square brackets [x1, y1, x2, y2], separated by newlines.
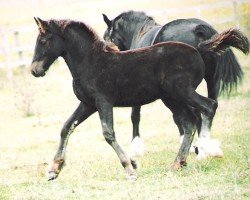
[196, 138, 224, 160]
[47, 171, 59, 181]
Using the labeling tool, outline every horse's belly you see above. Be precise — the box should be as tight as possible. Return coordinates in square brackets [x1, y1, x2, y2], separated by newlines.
[114, 88, 161, 107]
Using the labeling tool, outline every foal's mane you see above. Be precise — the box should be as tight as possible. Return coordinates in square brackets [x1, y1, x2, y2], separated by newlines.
[49, 19, 119, 52]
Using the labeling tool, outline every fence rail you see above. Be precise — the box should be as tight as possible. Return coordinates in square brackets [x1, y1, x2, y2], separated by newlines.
[0, 0, 249, 72]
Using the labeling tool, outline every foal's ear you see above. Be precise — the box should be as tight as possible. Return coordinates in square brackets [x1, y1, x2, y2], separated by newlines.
[102, 14, 112, 27]
[34, 17, 48, 34]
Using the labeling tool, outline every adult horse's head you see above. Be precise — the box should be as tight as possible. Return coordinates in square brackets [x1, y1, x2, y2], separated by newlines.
[102, 13, 128, 51]
[102, 11, 158, 50]
[31, 17, 65, 77]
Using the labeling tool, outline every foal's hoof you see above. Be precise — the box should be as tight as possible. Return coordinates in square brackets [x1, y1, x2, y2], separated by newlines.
[126, 173, 137, 181]
[47, 159, 65, 181]
[47, 171, 59, 181]
[170, 162, 182, 171]
[170, 161, 186, 171]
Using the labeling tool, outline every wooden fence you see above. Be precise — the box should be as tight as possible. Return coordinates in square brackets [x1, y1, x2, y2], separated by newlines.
[0, 0, 249, 77]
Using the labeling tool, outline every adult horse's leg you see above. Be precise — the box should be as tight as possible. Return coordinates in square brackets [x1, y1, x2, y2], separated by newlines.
[48, 102, 96, 180]
[97, 100, 137, 180]
[131, 106, 141, 139]
[131, 106, 145, 157]
[162, 98, 200, 168]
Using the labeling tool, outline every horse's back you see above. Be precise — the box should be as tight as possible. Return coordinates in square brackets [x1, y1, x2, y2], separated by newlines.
[154, 19, 217, 47]
[113, 43, 204, 106]
[119, 41, 205, 88]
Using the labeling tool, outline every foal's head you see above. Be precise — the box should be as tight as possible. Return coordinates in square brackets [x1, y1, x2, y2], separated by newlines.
[31, 18, 65, 77]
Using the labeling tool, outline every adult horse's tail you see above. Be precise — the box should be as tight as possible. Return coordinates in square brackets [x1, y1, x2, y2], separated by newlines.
[198, 28, 249, 55]
[197, 28, 249, 94]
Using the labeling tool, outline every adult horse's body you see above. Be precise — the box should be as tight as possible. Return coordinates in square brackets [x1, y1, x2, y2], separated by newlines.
[103, 11, 246, 158]
[31, 18, 248, 180]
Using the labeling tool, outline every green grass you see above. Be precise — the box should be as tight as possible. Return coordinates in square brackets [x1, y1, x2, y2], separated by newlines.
[0, 1, 250, 199]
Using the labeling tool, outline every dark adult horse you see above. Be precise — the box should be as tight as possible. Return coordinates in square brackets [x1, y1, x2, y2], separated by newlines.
[102, 11, 247, 159]
[31, 18, 248, 180]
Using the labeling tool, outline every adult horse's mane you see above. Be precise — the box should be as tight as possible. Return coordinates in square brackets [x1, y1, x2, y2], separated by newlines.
[47, 19, 119, 52]
[115, 11, 154, 23]
[114, 11, 159, 28]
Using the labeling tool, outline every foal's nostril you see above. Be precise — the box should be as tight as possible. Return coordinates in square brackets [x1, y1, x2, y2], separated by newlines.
[31, 70, 39, 77]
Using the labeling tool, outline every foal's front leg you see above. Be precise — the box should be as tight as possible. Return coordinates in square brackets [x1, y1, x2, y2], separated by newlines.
[48, 102, 96, 180]
[97, 101, 137, 180]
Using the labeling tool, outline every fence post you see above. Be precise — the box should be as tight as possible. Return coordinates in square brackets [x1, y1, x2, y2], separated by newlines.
[14, 31, 24, 68]
[0, 30, 13, 80]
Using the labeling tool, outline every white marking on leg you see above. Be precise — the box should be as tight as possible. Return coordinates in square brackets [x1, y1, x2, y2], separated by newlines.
[61, 121, 78, 157]
[196, 114, 223, 159]
[200, 114, 211, 139]
[179, 135, 184, 144]
[131, 136, 145, 157]
[196, 138, 223, 160]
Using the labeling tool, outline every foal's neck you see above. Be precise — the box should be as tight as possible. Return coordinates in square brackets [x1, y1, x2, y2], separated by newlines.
[62, 29, 98, 79]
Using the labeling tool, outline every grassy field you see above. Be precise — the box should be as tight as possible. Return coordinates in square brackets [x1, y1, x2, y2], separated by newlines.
[0, 0, 250, 199]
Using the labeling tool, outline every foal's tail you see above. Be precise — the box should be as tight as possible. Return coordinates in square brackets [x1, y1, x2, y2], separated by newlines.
[198, 28, 249, 55]
[197, 28, 249, 94]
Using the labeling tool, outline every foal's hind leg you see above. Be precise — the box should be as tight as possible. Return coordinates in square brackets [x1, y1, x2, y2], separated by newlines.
[195, 79, 223, 159]
[131, 106, 145, 157]
[180, 89, 218, 121]
[200, 79, 220, 138]
[48, 102, 96, 181]
[180, 90, 220, 158]
[96, 100, 137, 180]
[162, 98, 199, 169]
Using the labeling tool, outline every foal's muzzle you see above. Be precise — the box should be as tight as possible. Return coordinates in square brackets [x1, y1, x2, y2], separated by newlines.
[31, 61, 46, 77]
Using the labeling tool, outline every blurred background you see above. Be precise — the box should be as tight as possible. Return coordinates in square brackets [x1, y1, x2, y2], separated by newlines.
[0, 0, 249, 72]
[0, 1, 249, 199]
